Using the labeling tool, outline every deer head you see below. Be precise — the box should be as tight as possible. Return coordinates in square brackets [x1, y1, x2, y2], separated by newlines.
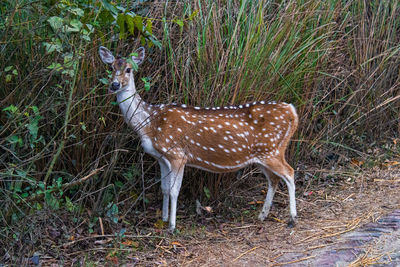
[99, 46, 145, 93]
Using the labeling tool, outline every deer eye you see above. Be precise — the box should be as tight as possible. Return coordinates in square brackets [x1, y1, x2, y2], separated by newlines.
[126, 68, 131, 73]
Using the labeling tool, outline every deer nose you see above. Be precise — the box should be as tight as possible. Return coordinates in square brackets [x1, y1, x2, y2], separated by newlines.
[110, 82, 120, 91]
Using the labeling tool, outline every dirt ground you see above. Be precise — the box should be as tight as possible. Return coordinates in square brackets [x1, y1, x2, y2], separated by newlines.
[5, 166, 400, 266]
[141, 166, 400, 266]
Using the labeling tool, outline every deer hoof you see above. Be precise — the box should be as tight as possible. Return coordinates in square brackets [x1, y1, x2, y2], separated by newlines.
[287, 218, 296, 228]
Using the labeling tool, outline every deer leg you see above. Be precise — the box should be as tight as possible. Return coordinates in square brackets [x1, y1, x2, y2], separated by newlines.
[281, 174, 297, 227]
[258, 166, 279, 221]
[159, 159, 171, 222]
[263, 159, 297, 227]
[168, 161, 185, 231]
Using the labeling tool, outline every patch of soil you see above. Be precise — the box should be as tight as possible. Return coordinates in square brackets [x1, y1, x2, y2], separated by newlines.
[147, 167, 400, 266]
[2, 167, 399, 266]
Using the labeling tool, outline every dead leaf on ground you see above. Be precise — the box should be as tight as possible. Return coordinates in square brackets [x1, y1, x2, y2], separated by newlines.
[382, 160, 400, 167]
[105, 251, 119, 265]
[122, 239, 139, 248]
[154, 219, 166, 229]
[248, 201, 264, 205]
[351, 158, 364, 167]
[171, 241, 184, 247]
[203, 206, 213, 213]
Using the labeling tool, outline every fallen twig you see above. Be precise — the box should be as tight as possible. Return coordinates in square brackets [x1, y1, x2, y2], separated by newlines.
[232, 246, 260, 262]
[374, 179, 400, 183]
[271, 255, 316, 266]
[63, 233, 156, 248]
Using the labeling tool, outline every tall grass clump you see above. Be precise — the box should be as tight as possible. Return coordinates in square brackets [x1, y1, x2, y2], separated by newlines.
[0, 0, 399, 261]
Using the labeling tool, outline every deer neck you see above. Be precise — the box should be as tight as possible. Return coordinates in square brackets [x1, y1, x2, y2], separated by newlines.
[116, 77, 151, 135]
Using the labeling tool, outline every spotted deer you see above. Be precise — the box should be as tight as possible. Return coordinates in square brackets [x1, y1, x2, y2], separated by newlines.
[99, 46, 299, 231]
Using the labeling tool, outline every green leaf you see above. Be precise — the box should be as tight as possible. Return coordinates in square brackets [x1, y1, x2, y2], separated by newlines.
[99, 77, 109, 85]
[115, 181, 123, 188]
[125, 14, 135, 34]
[56, 177, 62, 187]
[147, 35, 162, 49]
[43, 38, 63, 54]
[126, 57, 139, 71]
[85, 24, 94, 32]
[62, 69, 75, 77]
[115, 5, 126, 13]
[141, 77, 151, 91]
[80, 122, 87, 131]
[47, 62, 63, 71]
[203, 186, 211, 199]
[38, 182, 45, 190]
[63, 53, 75, 68]
[69, 7, 84, 17]
[116, 13, 125, 39]
[43, 42, 55, 53]
[26, 120, 39, 140]
[81, 34, 91, 41]
[65, 196, 76, 212]
[133, 16, 143, 32]
[45, 192, 60, 210]
[145, 19, 153, 34]
[100, 0, 118, 15]
[106, 203, 119, 224]
[47, 16, 64, 31]
[174, 19, 184, 28]
[5, 74, 12, 82]
[12, 69, 18, 75]
[31, 106, 39, 115]
[7, 135, 23, 147]
[3, 104, 18, 113]
[4, 66, 13, 72]
[15, 169, 27, 179]
[140, 36, 146, 46]
[189, 10, 199, 21]
[118, 228, 126, 237]
[67, 19, 83, 32]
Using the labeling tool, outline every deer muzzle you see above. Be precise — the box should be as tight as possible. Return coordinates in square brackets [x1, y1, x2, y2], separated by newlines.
[110, 82, 120, 92]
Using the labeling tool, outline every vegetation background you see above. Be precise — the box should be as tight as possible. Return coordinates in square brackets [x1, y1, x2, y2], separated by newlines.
[0, 0, 399, 264]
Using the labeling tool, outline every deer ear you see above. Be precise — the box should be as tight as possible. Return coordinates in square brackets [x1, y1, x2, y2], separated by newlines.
[99, 46, 115, 64]
[132, 47, 145, 65]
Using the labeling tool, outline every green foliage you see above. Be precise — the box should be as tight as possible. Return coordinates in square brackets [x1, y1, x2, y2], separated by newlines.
[106, 202, 119, 224]
[141, 77, 151, 91]
[3, 65, 18, 82]
[99, 0, 161, 48]
[2, 105, 44, 149]
[203, 186, 211, 200]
